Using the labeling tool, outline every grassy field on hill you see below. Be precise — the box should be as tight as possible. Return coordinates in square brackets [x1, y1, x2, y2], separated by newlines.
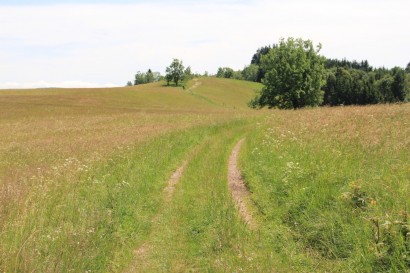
[0, 78, 409, 272]
[0, 78, 261, 223]
[0, 78, 262, 272]
[241, 105, 410, 272]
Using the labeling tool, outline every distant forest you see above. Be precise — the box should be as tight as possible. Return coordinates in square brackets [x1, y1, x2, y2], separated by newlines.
[217, 43, 410, 107]
[129, 39, 409, 108]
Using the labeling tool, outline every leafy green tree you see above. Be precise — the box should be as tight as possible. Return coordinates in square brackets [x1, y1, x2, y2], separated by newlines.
[153, 72, 162, 82]
[242, 64, 259, 82]
[258, 38, 326, 109]
[134, 69, 161, 85]
[184, 66, 192, 81]
[134, 71, 145, 85]
[216, 67, 224, 78]
[126, 81, 133, 87]
[165, 59, 185, 86]
[216, 67, 234, 79]
[224, 68, 234, 78]
[165, 67, 172, 86]
[232, 70, 243, 80]
[377, 74, 394, 103]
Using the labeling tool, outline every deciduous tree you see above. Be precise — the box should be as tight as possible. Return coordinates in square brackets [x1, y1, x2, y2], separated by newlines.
[216, 67, 234, 79]
[258, 38, 326, 109]
[242, 64, 259, 82]
[165, 59, 185, 86]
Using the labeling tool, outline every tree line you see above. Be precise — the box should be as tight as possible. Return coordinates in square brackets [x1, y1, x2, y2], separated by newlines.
[128, 59, 208, 88]
[322, 63, 408, 106]
[217, 38, 410, 109]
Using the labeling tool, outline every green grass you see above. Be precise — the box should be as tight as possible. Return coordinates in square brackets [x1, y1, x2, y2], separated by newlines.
[0, 78, 408, 272]
[0, 78, 261, 228]
[0, 121, 236, 271]
[126, 120, 272, 272]
[240, 105, 410, 272]
[0, 78, 264, 272]
[189, 78, 262, 109]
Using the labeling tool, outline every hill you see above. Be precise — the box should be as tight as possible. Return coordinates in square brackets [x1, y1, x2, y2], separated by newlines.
[0, 78, 261, 116]
[0, 78, 408, 272]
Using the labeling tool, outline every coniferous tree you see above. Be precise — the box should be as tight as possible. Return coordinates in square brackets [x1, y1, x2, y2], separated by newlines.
[405, 62, 410, 73]
[251, 45, 275, 82]
[391, 67, 406, 101]
[145, 69, 154, 83]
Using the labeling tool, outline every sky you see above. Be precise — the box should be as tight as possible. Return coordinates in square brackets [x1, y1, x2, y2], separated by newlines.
[0, 0, 409, 89]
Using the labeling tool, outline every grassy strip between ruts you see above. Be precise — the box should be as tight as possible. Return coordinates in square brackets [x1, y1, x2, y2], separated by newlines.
[240, 104, 410, 272]
[126, 121, 274, 272]
[0, 118, 256, 273]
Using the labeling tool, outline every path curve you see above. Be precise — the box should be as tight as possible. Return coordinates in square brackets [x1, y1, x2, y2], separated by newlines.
[127, 160, 188, 271]
[228, 138, 255, 228]
[163, 161, 188, 200]
[187, 79, 202, 92]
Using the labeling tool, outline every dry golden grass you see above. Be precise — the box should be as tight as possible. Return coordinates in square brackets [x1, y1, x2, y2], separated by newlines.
[0, 79, 262, 228]
[4, 76, 406, 272]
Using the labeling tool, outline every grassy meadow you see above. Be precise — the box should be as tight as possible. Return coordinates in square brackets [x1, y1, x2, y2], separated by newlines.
[241, 104, 410, 272]
[0, 78, 409, 272]
[0, 78, 262, 272]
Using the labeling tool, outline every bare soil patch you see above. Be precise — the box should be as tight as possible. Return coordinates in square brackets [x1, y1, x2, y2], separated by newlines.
[228, 138, 255, 228]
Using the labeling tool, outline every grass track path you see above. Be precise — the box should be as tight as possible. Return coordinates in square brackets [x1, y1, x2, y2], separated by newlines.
[0, 121, 256, 272]
[227, 138, 255, 229]
[125, 123, 268, 272]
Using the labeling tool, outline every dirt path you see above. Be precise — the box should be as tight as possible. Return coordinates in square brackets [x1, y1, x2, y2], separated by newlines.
[228, 138, 255, 228]
[126, 160, 188, 271]
[163, 161, 188, 200]
[187, 78, 202, 91]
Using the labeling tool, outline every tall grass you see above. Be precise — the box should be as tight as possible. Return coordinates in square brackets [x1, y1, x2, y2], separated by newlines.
[127, 119, 281, 272]
[2, 78, 408, 272]
[241, 104, 410, 272]
[0, 78, 261, 272]
[0, 79, 258, 223]
[0, 121, 253, 272]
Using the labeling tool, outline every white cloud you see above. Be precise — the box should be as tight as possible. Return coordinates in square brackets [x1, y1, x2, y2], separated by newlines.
[0, 0, 409, 88]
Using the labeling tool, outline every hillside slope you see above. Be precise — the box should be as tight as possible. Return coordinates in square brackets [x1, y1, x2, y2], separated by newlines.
[0, 78, 264, 271]
[0, 78, 261, 118]
[1, 78, 408, 272]
[188, 77, 262, 109]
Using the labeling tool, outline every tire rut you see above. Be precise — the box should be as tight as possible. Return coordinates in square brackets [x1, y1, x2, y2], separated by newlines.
[228, 138, 255, 229]
[126, 160, 188, 272]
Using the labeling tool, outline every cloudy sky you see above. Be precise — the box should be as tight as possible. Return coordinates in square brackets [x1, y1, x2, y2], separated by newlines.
[0, 0, 409, 89]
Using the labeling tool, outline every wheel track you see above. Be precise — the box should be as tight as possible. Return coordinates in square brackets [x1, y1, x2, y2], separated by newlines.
[228, 138, 255, 229]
